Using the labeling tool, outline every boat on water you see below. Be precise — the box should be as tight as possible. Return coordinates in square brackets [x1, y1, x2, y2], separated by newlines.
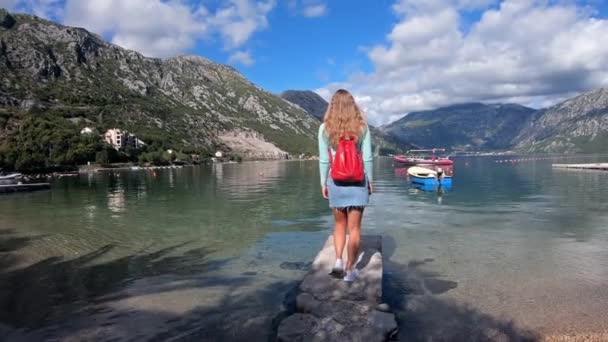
[407, 166, 453, 187]
[394, 149, 454, 166]
[0, 172, 22, 180]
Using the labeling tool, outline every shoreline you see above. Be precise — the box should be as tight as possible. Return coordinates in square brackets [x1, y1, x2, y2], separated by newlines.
[543, 332, 608, 341]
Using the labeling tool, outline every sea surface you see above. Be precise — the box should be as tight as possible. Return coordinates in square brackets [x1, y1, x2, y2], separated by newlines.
[1, 156, 608, 340]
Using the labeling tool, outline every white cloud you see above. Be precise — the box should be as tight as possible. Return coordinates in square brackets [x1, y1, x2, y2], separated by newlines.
[320, 0, 608, 126]
[7, 0, 276, 58]
[302, 4, 327, 17]
[287, 0, 328, 18]
[228, 50, 255, 66]
[210, 0, 276, 49]
[63, 0, 209, 58]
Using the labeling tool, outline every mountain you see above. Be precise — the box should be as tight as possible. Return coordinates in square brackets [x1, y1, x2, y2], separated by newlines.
[280, 90, 327, 120]
[382, 103, 537, 151]
[280, 90, 410, 155]
[514, 88, 608, 153]
[0, 9, 319, 170]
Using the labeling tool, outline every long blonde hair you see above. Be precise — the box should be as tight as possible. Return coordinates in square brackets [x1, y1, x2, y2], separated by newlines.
[323, 89, 367, 147]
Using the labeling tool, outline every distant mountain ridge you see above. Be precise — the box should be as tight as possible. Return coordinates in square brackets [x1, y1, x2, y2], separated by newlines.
[382, 88, 608, 153]
[280, 90, 410, 155]
[0, 9, 319, 167]
[514, 88, 608, 153]
[280, 90, 327, 121]
[382, 102, 537, 151]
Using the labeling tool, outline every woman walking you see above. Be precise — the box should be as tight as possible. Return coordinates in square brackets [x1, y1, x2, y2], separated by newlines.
[318, 89, 373, 282]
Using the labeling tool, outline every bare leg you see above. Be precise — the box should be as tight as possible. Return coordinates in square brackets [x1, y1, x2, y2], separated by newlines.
[345, 208, 364, 271]
[333, 208, 348, 260]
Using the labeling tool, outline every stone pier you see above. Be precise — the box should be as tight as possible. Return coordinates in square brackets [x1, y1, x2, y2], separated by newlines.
[277, 235, 398, 341]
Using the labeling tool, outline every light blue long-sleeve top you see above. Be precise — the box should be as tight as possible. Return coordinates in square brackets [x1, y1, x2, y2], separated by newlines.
[318, 123, 373, 186]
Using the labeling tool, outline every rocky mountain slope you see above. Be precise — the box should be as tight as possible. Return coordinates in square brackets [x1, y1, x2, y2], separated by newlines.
[280, 90, 410, 155]
[514, 88, 608, 153]
[382, 103, 537, 151]
[280, 90, 328, 121]
[0, 9, 319, 162]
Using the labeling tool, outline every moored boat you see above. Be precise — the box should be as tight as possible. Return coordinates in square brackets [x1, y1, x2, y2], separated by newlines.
[407, 166, 453, 186]
[0, 172, 22, 180]
[394, 156, 454, 166]
[394, 149, 453, 166]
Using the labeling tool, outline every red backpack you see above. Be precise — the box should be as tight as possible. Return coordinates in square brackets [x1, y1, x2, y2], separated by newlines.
[329, 133, 365, 183]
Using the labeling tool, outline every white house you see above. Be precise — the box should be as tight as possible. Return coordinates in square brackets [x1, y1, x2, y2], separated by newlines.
[80, 127, 95, 135]
[104, 129, 145, 151]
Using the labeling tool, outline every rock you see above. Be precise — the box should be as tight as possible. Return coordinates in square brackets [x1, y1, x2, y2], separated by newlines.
[0, 9, 16, 29]
[280, 261, 312, 271]
[296, 293, 320, 313]
[367, 310, 399, 340]
[376, 303, 391, 312]
[277, 313, 319, 342]
[277, 314, 346, 342]
[242, 314, 271, 330]
[313, 317, 345, 341]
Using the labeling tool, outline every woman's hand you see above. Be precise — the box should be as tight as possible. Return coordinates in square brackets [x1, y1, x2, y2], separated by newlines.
[322, 186, 329, 199]
[368, 182, 374, 195]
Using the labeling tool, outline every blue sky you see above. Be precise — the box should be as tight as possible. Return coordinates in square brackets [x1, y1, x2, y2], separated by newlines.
[2, 0, 608, 124]
[228, 1, 394, 93]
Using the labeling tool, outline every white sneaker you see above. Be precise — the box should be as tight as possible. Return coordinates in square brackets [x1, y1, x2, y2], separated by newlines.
[330, 259, 344, 277]
[343, 268, 359, 282]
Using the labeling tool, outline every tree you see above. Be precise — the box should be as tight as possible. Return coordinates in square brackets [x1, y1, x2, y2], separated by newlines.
[3, 114, 104, 171]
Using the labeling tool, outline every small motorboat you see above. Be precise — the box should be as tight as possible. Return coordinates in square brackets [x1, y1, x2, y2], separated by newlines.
[0, 172, 22, 180]
[407, 166, 452, 187]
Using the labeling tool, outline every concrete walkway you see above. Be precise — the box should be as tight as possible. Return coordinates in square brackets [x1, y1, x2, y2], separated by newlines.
[277, 235, 398, 341]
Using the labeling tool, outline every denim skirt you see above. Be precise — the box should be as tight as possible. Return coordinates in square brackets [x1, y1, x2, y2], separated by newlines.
[327, 176, 369, 209]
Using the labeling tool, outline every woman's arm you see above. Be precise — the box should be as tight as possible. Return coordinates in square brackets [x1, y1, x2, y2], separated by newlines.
[362, 126, 373, 183]
[318, 124, 330, 187]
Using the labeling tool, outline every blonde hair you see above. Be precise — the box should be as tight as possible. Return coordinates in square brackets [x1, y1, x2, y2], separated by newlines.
[323, 89, 367, 147]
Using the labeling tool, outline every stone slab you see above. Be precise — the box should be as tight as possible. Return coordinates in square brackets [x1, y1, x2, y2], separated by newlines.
[277, 235, 398, 342]
[299, 235, 383, 305]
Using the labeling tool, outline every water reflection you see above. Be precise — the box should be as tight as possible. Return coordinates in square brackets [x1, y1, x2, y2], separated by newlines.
[1, 158, 608, 339]
[107, 189, 126, 215]
[215, 161, 287, 200]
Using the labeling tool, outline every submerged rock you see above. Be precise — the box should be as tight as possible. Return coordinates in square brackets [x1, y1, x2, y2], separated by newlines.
[280, 261, 312, 271]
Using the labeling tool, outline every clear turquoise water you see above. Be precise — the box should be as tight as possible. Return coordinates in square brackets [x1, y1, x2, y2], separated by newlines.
[1, 156, 608, 340]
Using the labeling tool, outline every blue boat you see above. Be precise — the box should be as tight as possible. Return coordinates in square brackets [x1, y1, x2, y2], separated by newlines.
[408, 166, 453, 187]
[412, 182, 453, 192]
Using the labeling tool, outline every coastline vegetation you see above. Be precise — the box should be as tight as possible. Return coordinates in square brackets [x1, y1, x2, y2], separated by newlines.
[0, 111, 215, 173]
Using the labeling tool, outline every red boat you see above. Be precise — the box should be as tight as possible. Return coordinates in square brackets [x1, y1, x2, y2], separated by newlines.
[393, 149, 454, 166]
